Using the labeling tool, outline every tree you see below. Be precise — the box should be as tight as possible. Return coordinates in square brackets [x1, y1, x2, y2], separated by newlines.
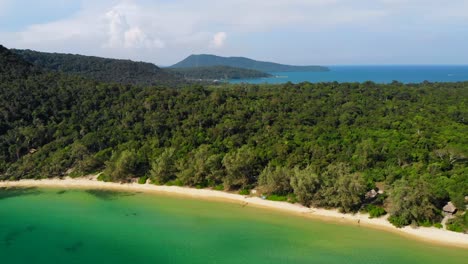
[104, 149, 138, 182]
[319, 163, 366, 212]
[150, 148, 177, 184]
[290, 165, 320, 206]
[176, 145, 218, 186]
[258, 164, 292, 195]
[222, 145, 259, 189]
[388, 178, 438, 227]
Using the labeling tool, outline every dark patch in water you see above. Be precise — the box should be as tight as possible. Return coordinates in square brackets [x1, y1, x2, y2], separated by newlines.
[125, 212, 138, 217]
[0, 187, 41, 201]
[56, 190, 68, 195]
[85, 189, 137, 201]
[25, 225, 37, 232]
[64, 241, 84, 253]
[4, 230, 21, 247]
[3, 225, 37, 247]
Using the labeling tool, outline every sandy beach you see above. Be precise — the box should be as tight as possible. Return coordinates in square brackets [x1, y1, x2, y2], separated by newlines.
[1, 177, 467, 249]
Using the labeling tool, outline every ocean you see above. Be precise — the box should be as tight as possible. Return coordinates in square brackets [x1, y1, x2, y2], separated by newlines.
[230, 65, 468, 84]
[1, 187, 467, 264]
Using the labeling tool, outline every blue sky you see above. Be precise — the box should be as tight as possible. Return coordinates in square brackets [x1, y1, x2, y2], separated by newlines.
[1, 0, 467, 65]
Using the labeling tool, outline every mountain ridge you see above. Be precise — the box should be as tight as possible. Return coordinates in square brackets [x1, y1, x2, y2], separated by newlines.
[171, 54, 329, 72]
[12, 49, 184, 86]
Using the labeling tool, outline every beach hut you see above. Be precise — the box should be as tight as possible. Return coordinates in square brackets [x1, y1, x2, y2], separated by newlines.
[365, 189, 378, 200]
[442, 202, 457, 215]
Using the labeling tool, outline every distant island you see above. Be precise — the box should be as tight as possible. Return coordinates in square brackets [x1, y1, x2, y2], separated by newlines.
[171, 54, 330, 73]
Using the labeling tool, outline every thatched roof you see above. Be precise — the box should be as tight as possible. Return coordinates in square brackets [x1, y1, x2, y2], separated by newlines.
[365, 189, 378, 199]
[443, 202, 457, 213]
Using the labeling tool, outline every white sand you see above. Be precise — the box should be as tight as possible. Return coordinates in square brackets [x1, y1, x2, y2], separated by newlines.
[1, 177, 467, 248]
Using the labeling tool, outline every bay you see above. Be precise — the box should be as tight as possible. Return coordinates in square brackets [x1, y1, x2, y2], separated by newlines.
[1, 188, 467, 264]
[230, 65, 468, 84]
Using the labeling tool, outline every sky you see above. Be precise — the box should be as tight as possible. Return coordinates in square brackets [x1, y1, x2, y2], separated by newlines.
[1, 0, 468, 66]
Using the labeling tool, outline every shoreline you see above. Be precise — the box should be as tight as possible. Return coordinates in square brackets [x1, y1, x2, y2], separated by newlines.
[1, 177, 467, 249]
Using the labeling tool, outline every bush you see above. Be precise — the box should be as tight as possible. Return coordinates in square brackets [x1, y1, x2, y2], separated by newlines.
[434, 223, 443, 229]
[418, 219, 433, 227]
[446, 223, 464, 233]
[446, 212, 468, 233]
[266, 194, 288, 202]
[166, 179, 183, 186]
[97, 173, 110, 182]
[389, 215, 410, 228]
[239, 189, 250, 195]
[362, 204, 387, 218]
[213, 184, 224, 191]
[138, 176, 148, 184]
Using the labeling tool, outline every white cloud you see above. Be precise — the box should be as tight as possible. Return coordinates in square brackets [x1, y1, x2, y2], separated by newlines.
[1, 0, 468, 64]
[211, 32, 227, 48]
[105, 9, 165, 49]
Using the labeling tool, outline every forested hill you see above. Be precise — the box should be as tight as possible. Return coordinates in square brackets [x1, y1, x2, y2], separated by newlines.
[171, 54, 330, 72]
[169, 65, 272, 80]
[0, 45, 38, 78]
[12, 49, 184, 86]
[1, 45, 467, 232]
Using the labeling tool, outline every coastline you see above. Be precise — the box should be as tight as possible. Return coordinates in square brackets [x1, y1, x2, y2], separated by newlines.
[1, 177, 467, 249]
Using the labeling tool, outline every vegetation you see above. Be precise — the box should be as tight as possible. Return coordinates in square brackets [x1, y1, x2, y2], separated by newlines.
[446, 212, 468, 233]
[362, 204, 387, 218]
[13, 49, 185, 86]
[169, 66, 272, 80]
[1, 45, 467, 228]
[171, 54, 329, 72]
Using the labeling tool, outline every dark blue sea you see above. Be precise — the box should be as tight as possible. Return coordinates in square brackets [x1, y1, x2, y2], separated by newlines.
[230, 65, 468, 84]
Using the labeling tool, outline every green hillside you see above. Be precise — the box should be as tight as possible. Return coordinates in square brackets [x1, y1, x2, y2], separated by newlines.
[13, 49, 184, 86]
[171, 54, 329, 72]
[1, 45, 467, 231]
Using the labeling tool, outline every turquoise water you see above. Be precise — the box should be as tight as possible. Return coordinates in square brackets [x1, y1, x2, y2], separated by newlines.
[231, 65, 468, 84]
[1, 187, 467, 264]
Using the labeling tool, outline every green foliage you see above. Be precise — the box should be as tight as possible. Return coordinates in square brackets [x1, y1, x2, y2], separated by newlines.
[171, 54, 329, 72]
[388, 178, 439, 227]
[213, 184, 224, 191]
[13, 49, 185, 86]
[258, 164, 292, 195]
[434, 223, 443, 229]
[239, 189, 250, 195]
[222, 145, 260, 189]
[138, 176, 148, 184]
[150, 148, 177, 184]
[446, 211, 468, 233]
[166, 179, 183, 187]
[266, 194, 288, 202]
[1, 44, 467, 226]
[388, 215, 410, 228]
[362, 204, 387, 218]
[290, 166, 320, 206]
[319, 163, 366, 213]
[103, 149, 140, 182]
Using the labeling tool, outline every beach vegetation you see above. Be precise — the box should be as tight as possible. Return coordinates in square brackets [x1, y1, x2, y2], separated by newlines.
[1, 45, 467, 228]
[362, 204, 387, 218]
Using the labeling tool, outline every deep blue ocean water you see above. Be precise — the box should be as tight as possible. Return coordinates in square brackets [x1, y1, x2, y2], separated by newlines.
[230, 65, 468, 84]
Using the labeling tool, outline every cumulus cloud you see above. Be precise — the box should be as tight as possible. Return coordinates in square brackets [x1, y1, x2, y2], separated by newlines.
[1, 0, 467, 64]
[211, 32, 227, 48]
[105, 9, 165, 49]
